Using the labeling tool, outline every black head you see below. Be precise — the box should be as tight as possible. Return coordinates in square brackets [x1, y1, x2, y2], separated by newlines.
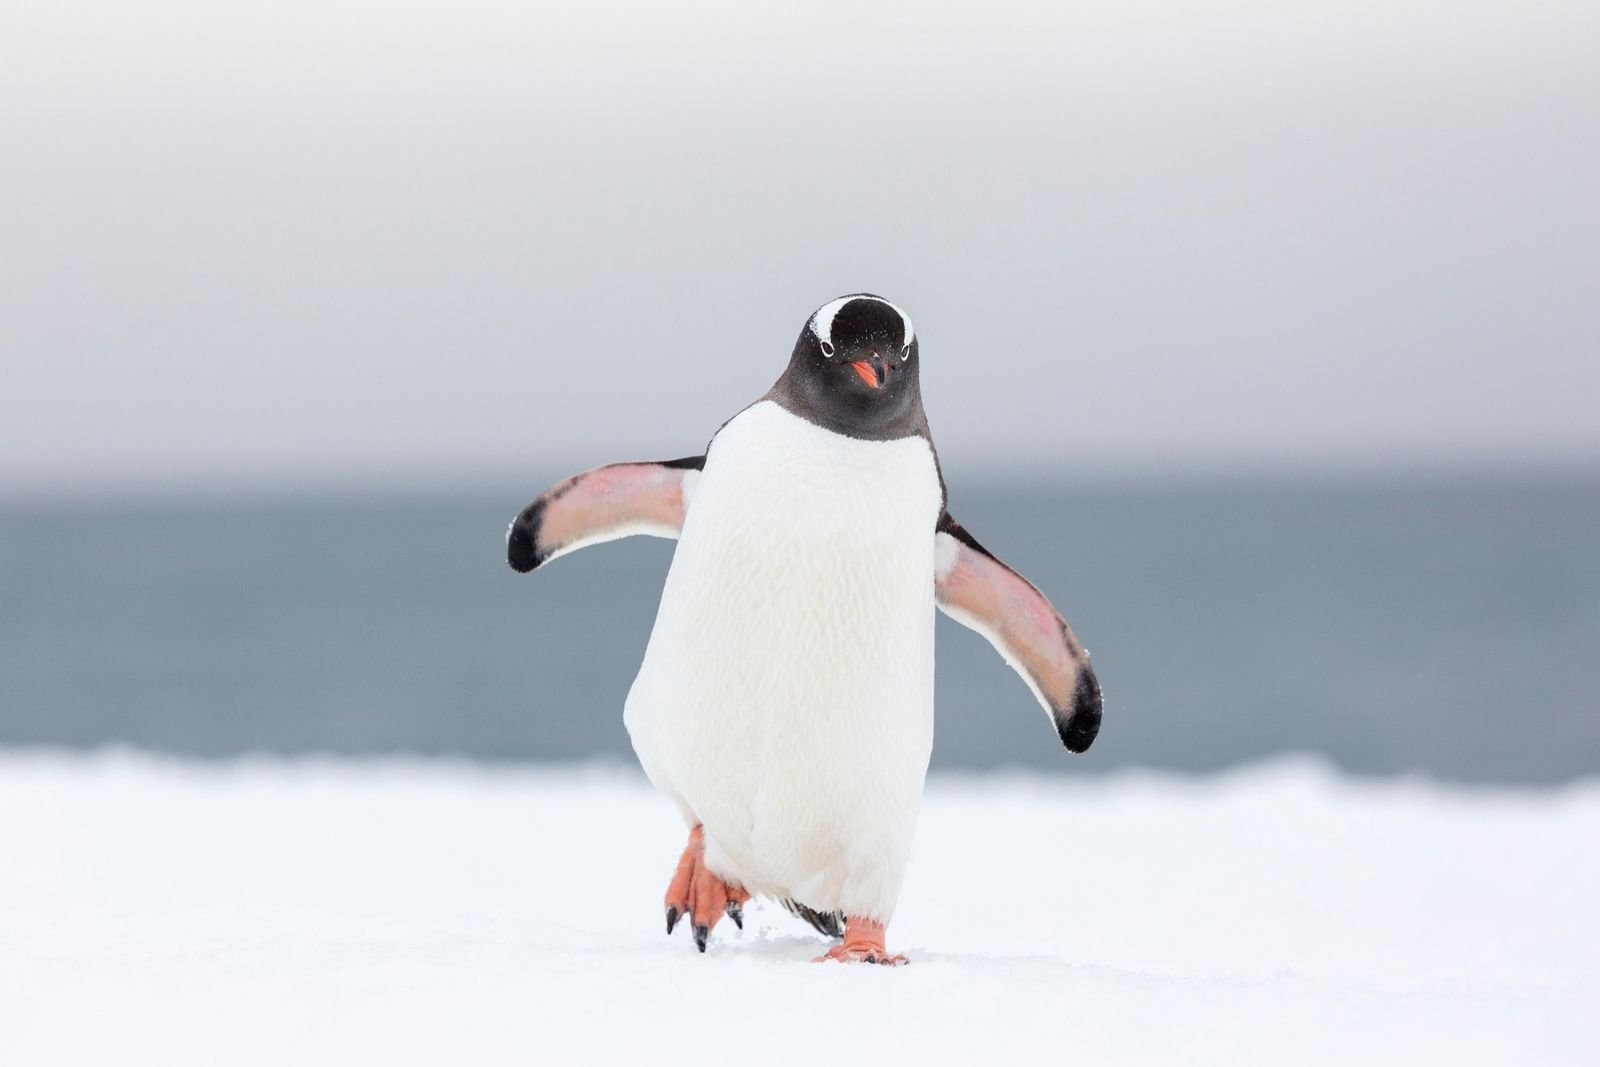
[767, 294, 927, 440]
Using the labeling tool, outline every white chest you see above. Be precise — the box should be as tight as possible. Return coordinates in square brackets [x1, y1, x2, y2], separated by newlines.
[674, 400, 941, 656]
[626, 400, 943, 756]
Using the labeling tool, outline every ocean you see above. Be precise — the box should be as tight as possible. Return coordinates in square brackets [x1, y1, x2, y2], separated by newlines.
[2, 476, 1596, 784]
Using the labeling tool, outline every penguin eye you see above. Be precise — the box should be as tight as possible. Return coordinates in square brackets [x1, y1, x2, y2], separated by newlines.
[901, 344, 911, 362]
[821, 341, 835, 358]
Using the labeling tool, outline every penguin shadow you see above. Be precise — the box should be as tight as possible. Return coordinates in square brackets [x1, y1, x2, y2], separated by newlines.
[718, 926, 836, 963]
[692, 924, 1139, 981]
[699, 914, 1091, 974]
[670, 907, 841, 963]
[662, 905, 1107, 974]
[724, 936, 1140, 982]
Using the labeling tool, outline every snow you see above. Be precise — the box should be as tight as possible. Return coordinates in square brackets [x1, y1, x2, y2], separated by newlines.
[2, 751, 1596, 1066]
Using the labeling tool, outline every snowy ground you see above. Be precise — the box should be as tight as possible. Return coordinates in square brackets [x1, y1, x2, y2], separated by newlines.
[2, 752, 1596, 1065]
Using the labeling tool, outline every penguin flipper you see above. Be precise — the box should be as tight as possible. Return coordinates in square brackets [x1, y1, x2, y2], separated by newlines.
[933, 511, 1102, 753]
[507, 456, 705, 573]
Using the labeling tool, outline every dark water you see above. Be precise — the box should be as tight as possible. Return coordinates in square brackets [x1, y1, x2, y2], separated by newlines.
[2, 477, 1597, 784]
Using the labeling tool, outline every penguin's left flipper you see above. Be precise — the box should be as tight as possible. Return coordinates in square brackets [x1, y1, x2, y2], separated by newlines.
[934, 512, 1102, 753]
[507, 456, 705, 573]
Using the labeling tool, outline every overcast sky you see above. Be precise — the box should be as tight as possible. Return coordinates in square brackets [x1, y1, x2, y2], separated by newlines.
[2, 1, 1596, 491]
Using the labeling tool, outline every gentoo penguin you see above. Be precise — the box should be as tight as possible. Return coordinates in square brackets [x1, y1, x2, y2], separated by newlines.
[507, 294, 1100, 964]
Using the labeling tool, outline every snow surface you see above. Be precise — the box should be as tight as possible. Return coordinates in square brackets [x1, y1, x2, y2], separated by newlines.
[2, 751, 1596, 1066]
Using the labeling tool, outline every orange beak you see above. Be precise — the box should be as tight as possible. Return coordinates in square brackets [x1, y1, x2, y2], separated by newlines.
[850, 359, 883, 388]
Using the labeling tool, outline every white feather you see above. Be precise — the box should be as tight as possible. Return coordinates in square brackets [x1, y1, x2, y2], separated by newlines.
[624, 401, 942, 922]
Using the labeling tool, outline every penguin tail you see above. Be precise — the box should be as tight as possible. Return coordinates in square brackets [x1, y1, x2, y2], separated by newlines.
[783, 899, 845, 939]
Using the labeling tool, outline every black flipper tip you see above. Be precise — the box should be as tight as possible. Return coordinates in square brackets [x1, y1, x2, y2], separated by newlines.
[506, 501, 546, 573]
[1057, 666, 1103, 754]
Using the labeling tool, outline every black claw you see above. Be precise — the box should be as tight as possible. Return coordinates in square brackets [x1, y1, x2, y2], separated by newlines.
[693, 924, 709, 953]
[725, 901, 743, 930]
[665, 906, 680, 936]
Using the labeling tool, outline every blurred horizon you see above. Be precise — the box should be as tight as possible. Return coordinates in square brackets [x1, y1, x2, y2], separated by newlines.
[6, 452, 1600, 502]
[5, 474, 1598, 785]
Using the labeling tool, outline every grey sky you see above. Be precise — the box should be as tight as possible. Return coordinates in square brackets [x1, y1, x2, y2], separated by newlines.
[3, 1, 1597, 491]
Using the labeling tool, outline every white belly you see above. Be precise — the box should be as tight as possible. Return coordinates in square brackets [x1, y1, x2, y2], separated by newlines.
[623, 401, 943, 921]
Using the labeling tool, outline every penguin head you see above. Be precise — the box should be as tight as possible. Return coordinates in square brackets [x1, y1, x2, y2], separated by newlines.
[777, 294, 923, 438]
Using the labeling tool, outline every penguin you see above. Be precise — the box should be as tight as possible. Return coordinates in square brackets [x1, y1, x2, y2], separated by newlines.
[507, 294, 1101, 964]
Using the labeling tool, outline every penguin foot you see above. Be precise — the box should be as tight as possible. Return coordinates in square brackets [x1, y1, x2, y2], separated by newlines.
[812, 916, 906, 966]
[663, 825, 749, 953]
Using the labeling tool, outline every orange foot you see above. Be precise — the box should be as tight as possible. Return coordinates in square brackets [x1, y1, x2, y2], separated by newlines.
[664, 825, 750, 953]
[813, 916, 907, 966]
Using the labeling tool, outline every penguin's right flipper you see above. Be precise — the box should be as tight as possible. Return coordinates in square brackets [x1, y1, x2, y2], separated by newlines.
[507, 456, 705, 573]
[934, 511, 1102, 753]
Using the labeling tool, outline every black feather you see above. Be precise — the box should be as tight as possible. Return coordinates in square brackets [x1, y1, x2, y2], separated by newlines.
[782, 899, 844, 939]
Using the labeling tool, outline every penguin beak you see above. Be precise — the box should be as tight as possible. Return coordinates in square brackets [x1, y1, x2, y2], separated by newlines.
[849, 352, 888, 389]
